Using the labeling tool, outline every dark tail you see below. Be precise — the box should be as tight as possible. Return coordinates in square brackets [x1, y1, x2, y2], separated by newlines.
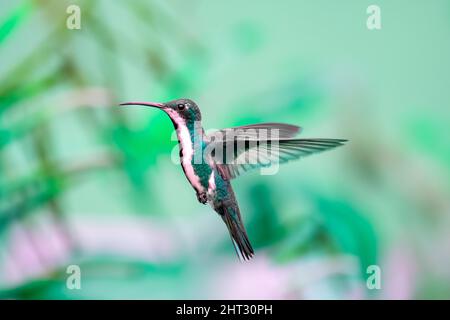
[219, 203, 254, 261]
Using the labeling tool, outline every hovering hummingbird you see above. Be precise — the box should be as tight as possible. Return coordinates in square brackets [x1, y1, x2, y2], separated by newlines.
[120, 99, 346, 260]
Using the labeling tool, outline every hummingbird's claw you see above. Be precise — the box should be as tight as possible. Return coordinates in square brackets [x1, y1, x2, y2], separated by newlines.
[197, 192, 208, 205]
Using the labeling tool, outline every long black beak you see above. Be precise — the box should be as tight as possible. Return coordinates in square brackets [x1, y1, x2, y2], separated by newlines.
[119, 101, 164, 108]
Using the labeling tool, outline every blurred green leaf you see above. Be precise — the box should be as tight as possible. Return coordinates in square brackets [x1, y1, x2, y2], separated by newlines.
[0, 1, 33, 44]
[315, 196, 378, 276]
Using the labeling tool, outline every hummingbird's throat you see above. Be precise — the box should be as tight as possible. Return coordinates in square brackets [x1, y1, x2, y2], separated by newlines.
[165, 109, 205, 194]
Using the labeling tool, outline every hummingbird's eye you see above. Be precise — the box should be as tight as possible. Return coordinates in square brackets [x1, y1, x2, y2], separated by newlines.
[177, 103, 186, 111]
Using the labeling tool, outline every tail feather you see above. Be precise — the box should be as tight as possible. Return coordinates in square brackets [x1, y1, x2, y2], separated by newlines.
[220, 205, 254, 261]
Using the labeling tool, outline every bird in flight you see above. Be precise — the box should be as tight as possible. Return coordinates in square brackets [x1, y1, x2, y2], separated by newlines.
[120, 98, 347, 260]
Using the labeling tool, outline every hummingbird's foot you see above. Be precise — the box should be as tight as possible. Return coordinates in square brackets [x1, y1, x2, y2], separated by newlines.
[197, 192, 208, 204]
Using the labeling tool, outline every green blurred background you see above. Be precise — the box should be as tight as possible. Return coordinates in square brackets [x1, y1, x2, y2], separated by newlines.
[0, 0, 449, 299]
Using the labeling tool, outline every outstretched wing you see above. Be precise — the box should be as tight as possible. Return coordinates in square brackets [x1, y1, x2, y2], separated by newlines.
[212, 138, 347, 180]
[206, 122, 301, 141]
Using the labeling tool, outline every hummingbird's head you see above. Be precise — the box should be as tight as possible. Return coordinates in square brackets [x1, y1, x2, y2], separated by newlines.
[120, 98, 201, 126]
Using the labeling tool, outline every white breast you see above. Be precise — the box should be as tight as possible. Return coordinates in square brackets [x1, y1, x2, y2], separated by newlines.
[166, 109, 204, 193]
[207, 170, 216, 196]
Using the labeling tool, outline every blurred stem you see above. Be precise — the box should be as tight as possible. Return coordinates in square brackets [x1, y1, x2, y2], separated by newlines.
[0, 72, 63, 112]
[31, 124, 79, 254]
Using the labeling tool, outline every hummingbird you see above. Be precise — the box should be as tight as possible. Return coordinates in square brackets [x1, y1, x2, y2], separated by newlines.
[120, 98, 347, 260]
